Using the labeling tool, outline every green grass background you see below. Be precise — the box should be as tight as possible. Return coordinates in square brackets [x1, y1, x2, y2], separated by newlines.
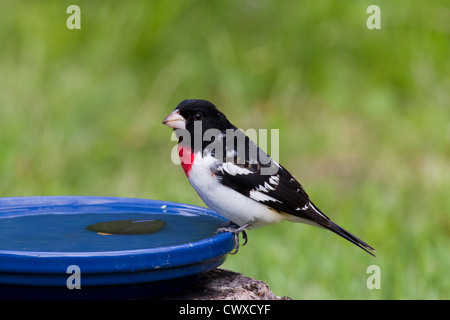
[0, 0, 448, 299]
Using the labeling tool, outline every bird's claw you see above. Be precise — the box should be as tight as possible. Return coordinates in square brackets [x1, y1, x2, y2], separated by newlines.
[216, 221, 251, 255]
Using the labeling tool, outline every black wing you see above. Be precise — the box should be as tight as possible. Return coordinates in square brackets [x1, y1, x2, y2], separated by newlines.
[210, 131, 376, 256]
[210, 132, 331, 227]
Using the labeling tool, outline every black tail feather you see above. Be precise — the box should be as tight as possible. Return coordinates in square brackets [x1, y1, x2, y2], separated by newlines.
[328, 221, 376, 257]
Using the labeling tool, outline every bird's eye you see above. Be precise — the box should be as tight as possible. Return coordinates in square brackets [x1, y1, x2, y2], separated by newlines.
[194, 112, 203, 120]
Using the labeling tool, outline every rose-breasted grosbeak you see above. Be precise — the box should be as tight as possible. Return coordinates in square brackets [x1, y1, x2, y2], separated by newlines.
[163, 99, 375, 256]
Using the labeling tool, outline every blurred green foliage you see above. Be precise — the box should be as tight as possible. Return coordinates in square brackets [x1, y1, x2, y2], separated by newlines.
[0, 0, 448, 299]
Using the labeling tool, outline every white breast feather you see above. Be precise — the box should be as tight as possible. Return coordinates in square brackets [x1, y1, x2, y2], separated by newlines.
[187, 153, 284, 228]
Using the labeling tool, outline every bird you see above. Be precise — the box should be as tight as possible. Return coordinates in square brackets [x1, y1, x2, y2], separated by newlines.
[162, 99, 376, 256]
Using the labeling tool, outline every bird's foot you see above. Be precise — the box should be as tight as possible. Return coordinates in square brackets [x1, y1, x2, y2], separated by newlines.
[217, 221, 252, 255]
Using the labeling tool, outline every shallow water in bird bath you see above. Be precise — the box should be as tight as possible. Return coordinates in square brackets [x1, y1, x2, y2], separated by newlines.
[0, 210, 225, 252]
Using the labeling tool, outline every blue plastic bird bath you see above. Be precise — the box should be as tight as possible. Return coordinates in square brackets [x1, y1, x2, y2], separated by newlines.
[0, 196, 234, 299]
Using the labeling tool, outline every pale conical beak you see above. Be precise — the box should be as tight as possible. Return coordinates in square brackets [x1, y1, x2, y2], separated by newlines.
[162, 109, 186, 130]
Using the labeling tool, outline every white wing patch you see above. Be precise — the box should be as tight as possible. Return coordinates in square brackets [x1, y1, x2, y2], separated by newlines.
[295, 204, 309, 211]
[249, 190, 281, 203]
[219, 162, 253, 176]
[264, 181, 275, 191]
[269, 176, 279, 185]
[249, 174, 282, 203]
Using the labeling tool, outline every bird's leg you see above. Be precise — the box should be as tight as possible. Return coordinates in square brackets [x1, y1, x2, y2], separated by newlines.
[217, 221, 253, 254]
[218, 220, 235, 229]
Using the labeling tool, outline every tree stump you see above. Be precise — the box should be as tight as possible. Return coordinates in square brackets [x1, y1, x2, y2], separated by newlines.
[159, 268, 291, 300]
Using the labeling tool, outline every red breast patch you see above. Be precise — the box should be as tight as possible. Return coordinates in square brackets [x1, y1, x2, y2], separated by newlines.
[178, 145, 195, 177]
